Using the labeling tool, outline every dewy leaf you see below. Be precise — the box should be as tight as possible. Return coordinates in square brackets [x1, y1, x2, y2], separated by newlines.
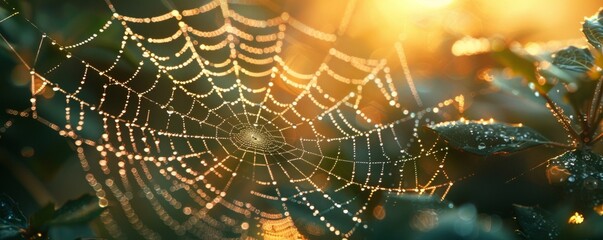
[583, 11, 603, 50]
[0, 194, 27, 229]
[47, 195, 105, 226]
[548, 150, 603, 209]
[0, 195, 26, 239]
[551, 46, 594, 74]
[428, 120, 550, 155]
[547, 47, 597, 109]
[513, 204, 559, 240]
[540, 47, 595, 88]
[0, 225, 21, 239]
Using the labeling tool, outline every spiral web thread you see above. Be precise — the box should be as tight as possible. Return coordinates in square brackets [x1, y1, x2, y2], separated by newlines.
[0, 0, 464, 239]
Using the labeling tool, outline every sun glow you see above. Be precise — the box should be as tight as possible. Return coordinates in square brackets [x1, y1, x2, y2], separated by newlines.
[568, 212, 584, 224]
[414, 0, 454, 8]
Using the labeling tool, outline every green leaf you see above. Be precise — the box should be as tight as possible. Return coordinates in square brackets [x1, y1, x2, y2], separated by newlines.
[47, 195, 105, 226]
[546, 46, 598, 110]
[491, 47, 552, 92]
[427, 120, 550, 155]
[548, 150, 603, 209]
[513, 204, 559, 240]
[583, 11, 603, 50]
[0, 225, 21, 239]
[551, 46, 594, 74]
[0, 195, 27, 229]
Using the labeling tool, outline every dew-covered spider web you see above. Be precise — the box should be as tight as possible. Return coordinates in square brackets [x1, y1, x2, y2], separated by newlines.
[0, 0, 465, 239]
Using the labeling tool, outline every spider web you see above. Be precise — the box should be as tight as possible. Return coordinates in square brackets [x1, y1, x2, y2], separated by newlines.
[0, 0, 464, 239]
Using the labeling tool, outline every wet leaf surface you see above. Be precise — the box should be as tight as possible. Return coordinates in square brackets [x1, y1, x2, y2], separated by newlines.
[0, 195, 27, 228]
[0, 195, 26, 239]
[514, 204, 559, 240]
[583, 10, 603, 50]
[546, 46, 597, 110]
[0, 225, 21, 239]
[551, 46, 594, 74]
[548, 150, 603, 209]
[428, 120, 550, 155]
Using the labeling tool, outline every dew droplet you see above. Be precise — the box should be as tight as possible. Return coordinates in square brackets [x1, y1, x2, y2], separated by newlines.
[167, 106, 175, 115]
[568, 176, 575, 183]
[477, 143, 486, 150]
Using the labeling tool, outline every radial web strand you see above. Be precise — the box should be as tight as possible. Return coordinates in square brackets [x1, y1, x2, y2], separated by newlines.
[0, 0, 464, 239]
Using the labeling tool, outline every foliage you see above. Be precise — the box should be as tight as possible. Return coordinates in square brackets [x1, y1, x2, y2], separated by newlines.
[513, 205, 558, 240]
[428, 119, 550, 155]
[0, 194, 105, 240]
[429, 8, 603, 239]
[0, 195, 27, 239]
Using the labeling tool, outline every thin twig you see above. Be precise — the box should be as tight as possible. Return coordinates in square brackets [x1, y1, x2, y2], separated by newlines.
[539, 91, 581, 144]
[592, 132, 603, 144]
[544, 141, 576, 149]
[596, 105, 603, 127]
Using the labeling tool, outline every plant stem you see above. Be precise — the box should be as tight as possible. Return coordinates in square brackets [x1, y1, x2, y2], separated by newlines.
[539, 91, 581, 145]
[544, 141, 576, 149]
[592, 132, 603, 144]
[588, 76, 603, 137]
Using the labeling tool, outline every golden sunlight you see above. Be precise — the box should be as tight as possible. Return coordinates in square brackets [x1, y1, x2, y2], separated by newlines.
[568, 212, 585, 225]
[2, 0, 603, 239]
